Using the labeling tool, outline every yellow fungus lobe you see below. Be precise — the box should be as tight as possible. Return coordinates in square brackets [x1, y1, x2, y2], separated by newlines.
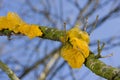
[61, 26, 90, 68]
[70, 38, 89, 58]
[61, 42, 85, 68]
[67, 26, 90, 44]
[0, 12, 43, 39]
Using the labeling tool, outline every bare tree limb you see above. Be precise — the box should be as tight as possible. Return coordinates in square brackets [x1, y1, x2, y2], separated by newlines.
[0, 60, 20, 80]
[1, 24, 120, 79]
[85, 52, 120, 80]
[38, 53, 59, 80]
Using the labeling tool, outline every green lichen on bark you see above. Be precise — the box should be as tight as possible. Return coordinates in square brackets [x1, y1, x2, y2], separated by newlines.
[85, 52, 120, 80]
[39, 26, 64, 41]
[0, 29, 12, 36]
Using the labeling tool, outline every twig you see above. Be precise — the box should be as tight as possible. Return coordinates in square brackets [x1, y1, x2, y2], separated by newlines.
[96, 40, 105, 58]
[0, 60, 20, 80]
[49, 61, 66, 80]
[89, 15, 99, 35]
[64, 22, 67, 44]
[83, 17, 88, 31]
[38, 53, 59, 80]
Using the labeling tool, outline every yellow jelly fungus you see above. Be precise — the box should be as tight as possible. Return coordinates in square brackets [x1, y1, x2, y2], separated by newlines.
[24, 24, 43, 39]
[0, 12, 43, 39]
[67, 26, 90, 44]
[61, 26, 90, 68]
[61, 42, 85, 68]
[0, 16, 7, 30]
[6, 12, 25, 32]
[70, 38, 89, 58]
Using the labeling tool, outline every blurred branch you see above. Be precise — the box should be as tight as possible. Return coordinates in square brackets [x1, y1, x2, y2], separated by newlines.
[69, 67, 77, 80]
[67, 0, 81, 10]
[84, 0, 112, 18]
[19, 46, 62, 79]
[74, 0, 92, 25]
[90, 36, 120, 51]
[0, 60, 20, 80]
[90, 36, 120, 46]
[38, 53, 60, 80]
[26, 0, 57, 26]
[88, 4, 120, 32]
[49, 61, 66, 80]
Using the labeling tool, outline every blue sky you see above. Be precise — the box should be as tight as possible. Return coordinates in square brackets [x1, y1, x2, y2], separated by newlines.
[0, 0, 120, 80]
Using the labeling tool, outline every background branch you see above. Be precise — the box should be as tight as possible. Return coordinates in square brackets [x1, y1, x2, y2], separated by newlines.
[0, 60, 20, 80]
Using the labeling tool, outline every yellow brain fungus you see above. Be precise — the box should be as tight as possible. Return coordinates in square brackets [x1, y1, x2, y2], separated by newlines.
[0, 12, 42, 39]
[66, 26, 90, 44]
[61, 26, 90, 68]
[61, 42, 85, 68]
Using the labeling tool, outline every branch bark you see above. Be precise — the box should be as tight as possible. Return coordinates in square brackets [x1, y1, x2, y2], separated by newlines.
[0, 26, 120, 80]
[85, 52, 120, 80]
[0, 60, 20, 80]
[38, 26, 120, 80]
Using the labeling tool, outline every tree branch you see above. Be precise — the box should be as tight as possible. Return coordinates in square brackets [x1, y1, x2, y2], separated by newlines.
[36, 26, 120, 80]
[19, 46, 61, 79]
[85, 52, 120, 80]
[0, 60, 20, 80]
[0, 26, 120, 79]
